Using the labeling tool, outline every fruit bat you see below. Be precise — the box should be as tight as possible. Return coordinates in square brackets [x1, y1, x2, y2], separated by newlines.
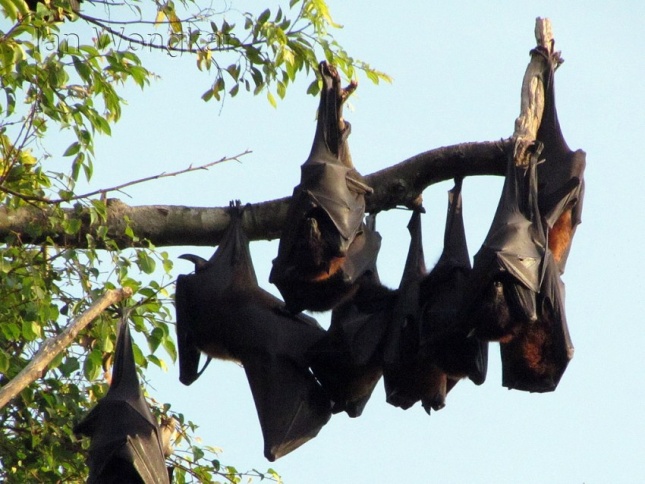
[270, 61, 376, 314]
[175, 201, 332, 461]
[496, 47, 580, 392]
[466, 140, 574, 392]
[382, 208, 432, 411]
[419, 179, 488, 412]
[533, 46, 586, 273]
[465, 143, 547, 343]
[74, 320, 170, 484]
[307, 215, 395, 417]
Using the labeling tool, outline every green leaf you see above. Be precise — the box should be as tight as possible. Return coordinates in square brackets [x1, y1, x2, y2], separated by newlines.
[63, 142, 81, 157]
[83, 349, 103, 381]
[277, 81, 286, 99]
[258, 8, 271, 25]
[58, 357, 80, 377]
[72, 56, 92, 83]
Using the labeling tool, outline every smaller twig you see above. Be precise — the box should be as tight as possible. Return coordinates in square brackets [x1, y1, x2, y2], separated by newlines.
[0, 151, 250, 205]
[72, 150, 251, 202]
[0, 287, 133, 410]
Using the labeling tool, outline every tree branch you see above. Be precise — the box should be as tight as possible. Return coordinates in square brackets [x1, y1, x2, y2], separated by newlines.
[0, 139, 511, 249]
[0, 288, 133, 410]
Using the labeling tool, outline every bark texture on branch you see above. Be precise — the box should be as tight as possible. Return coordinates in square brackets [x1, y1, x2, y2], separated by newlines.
[0, 287, 133, 409]
[0, 140, 511, 249]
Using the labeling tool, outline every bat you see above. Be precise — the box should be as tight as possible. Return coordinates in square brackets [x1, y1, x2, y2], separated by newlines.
[270, 61, 377, 314]
[466, 141, 574, 392]
[464, 142, 547, 343]
[74, 320, 170, 484]
[419, 179, 488, 412]
[382, 208, 431, 411]
[307, 215, 395, 418]
[175, 201, 332, 461]
[498, 47, 580, 392]
[534, 46, 586, 273]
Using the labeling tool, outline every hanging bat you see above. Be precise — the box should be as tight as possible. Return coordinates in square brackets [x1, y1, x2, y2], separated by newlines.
[419, 179, 488, 412]
[382, 208, 432, 411]
[175, 201, 332, 461]
[497, 47, 580, 392]
[270, 61, 376, 314]
[533, 46, 586, 273]
[74, 320, 171, 484]
[307, 215, 395, 418]
[464, 142, 547, 343]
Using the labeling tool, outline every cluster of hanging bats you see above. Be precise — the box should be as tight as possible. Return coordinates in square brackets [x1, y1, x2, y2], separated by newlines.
[73, 47, 585, 482]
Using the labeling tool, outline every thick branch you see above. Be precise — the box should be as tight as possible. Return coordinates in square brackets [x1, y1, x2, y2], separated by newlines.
[0, 140, 511, 248]
[0, 288, 133, 410]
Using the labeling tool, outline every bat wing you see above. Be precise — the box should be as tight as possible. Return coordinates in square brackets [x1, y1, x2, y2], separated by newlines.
[175, 274, 207, 386]
[74, 321, 169, 483]
[535, 47, 586, 273]
[243, 349, 332, 461]
[235, 294, 331, 461]
[421, 179, 488, 386]
[383, 209, 427, 410]
[500, 251, 574, 392]
[302, 162, 370, 247]
[465, 145, 547, 342]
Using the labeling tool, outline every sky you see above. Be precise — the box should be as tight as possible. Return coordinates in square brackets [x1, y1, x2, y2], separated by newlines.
[44, 1, 645, 483]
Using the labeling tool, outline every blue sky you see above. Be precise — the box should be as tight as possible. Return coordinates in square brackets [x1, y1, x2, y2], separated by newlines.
[56, 1, 645, 482]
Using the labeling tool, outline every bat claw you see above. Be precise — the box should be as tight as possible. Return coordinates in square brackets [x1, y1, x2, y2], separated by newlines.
[178, 254, 208, 270]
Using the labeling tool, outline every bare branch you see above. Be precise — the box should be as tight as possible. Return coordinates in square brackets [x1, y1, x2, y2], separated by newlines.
[0, 288, 133, 410]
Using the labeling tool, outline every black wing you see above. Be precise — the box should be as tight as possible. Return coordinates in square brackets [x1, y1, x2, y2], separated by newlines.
[74, 321, 170, 484]
[175, 201, 332, 461]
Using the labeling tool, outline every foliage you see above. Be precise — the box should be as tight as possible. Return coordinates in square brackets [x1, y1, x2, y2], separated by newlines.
[0, 0, 387, 481]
